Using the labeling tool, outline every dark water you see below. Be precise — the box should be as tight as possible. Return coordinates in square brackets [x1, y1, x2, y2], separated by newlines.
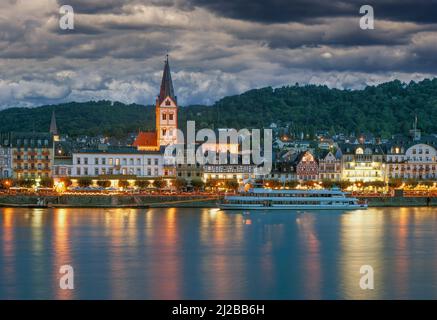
[1, 207, 437, 300]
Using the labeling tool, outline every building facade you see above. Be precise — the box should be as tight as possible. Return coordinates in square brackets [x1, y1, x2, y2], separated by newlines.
[267, 161, 296, 182]
[318, 151, 341, 181]
[294, 151, 318, 181]
[0, 133, 12, 178]
[71, 147, 166, 178]
[11, 132, 54, 179]
[340, 144, 385, 182]
[386, 140, 437, 180]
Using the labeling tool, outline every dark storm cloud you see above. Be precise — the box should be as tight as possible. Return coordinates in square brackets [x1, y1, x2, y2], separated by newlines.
[188, 0, 437, 24]
[1, 0, 437, 108]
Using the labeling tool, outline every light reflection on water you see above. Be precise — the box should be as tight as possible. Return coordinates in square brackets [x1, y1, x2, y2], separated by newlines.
[0, 207, 437, 299]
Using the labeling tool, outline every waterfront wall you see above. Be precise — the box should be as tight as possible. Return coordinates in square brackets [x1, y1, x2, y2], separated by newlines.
[0, 194, 435, 208]
[0, 195, 218, 208]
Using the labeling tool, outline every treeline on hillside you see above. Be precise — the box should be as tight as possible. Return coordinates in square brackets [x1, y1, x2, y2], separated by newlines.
[1, 79, 436, 138]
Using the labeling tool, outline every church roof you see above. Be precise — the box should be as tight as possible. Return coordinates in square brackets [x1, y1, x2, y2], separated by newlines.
[50, 110, 58, 135]
[132, 131, 158, 148]
[157, 55, 176, 105]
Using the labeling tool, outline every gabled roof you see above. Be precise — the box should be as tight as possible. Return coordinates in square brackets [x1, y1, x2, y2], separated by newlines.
[157, 55, 176, 105]
[338, 143, 385, 155]
[132, 131, 158, 148]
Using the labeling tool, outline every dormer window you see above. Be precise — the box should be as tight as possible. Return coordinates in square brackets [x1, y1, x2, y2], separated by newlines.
[165, 99, 171, 106]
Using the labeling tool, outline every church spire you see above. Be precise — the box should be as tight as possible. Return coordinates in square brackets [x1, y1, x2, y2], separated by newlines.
[50, 109, 58, 135]
[158, 55, 176, 105]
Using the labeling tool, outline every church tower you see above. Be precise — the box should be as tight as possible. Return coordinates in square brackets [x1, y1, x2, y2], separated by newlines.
[156, 55, 178, 146]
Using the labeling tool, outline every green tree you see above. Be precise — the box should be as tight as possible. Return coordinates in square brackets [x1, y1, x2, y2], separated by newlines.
[173, 178, 187, 191]
[118, 180, 130, 189]
[153, 178, 167, 190]
[77, 178, 92, 187]
[40, 178, 54, 188]
[190, 178, 205, 191]
[224, 180, 239, 191]
[135, 180, 150, 189]
[321, 180, 335, 189]
[16, 179, 34, 188]
[97, 180, 111, 188]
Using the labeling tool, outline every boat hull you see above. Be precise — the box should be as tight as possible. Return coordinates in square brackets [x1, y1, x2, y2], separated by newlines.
[218, 203, 367, 210]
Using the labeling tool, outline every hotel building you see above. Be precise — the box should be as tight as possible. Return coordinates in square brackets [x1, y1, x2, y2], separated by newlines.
[386, 135, 437, 180]
[339, 143, 385, 182]
[10, 132, 54, 179]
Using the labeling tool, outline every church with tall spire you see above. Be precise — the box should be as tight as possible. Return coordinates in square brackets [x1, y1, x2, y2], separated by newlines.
[133, 55, 178, 151]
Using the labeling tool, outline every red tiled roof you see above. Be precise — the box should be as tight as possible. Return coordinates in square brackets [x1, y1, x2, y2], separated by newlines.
[133, 131, 158, 147]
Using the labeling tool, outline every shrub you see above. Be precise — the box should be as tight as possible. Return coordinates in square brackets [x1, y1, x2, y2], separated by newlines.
[173, 178, 187, 191]
[97, 180, 111, 188]
[190, 178, 205, 191]
[118, 180, 129, 188]
[153, 178, 167, 189]
[135, 180, 150, 189]
[78, 178, 92, 187]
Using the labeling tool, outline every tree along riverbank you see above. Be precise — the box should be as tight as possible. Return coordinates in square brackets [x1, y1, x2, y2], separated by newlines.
[0, 194, 436, 208]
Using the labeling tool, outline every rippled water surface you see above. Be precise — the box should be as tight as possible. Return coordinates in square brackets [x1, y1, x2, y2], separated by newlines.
[1, 207, 437, 299]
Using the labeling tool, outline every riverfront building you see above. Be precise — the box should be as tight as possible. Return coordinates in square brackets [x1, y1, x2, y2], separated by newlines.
[0, 133, 12, 178]
[339, 143, 385, 182]
[385, 135, 437, 180]
[10, 132, 54, 179]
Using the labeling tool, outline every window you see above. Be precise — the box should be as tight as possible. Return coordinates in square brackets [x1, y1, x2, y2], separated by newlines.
[162, 129, 167, 136]
[137, 159, 141, 165]
[115, 158, 120, 166]
[162, 113, 167, 120]
[84, 168, 88, 175]
[169, 113, 174, 121]
[84, 157, 88, 165]
[95, 168, 99, 175]
[102, 158, 106, 165]
[165, 99, 171, 106]
[154, 159, 158, 165]
[147, 158, 151, 165]
[77, 157, 81, 164]
[147, 169, 151, 176]
[95, 158, 99, 165]
[109, 158, 113, 165]
[76, 167, 81, 176]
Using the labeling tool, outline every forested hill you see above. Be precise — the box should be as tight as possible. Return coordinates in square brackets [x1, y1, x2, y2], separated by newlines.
[0, 78, 436, 138]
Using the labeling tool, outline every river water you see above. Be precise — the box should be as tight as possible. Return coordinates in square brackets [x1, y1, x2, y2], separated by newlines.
[0, 207, 436, 299]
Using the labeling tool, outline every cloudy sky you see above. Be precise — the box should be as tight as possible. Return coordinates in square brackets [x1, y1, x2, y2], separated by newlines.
[1, 0, 437, 109]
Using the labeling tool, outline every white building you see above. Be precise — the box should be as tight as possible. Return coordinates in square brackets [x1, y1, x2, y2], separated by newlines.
[71, 146, 168, 178]
[386, 141, 437, 180]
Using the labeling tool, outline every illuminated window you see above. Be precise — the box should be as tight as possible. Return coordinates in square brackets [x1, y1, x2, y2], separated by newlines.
[355, 148, 364, 155]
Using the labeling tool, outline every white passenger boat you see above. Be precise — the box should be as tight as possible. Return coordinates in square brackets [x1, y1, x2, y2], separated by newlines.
[218, 187, 367, 210]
